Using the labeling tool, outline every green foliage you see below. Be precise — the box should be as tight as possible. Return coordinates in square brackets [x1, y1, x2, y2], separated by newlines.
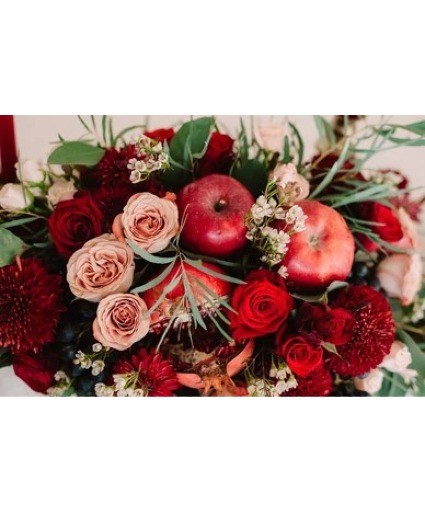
[0, 228, 28, 267]
[0, 349, 12, 369]
[314, 116, 336, 152]
[231, 159, 268, 198]
[48, 141, 106, 166]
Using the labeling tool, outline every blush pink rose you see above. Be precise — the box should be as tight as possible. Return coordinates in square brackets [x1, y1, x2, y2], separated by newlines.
[354, 369, 384, 394]
[113, 192, 179, 253]
[93, 293, 150, 351]
[270, 163, 310, 204]
[380, 340, 412, 373]
[394, 207, 421, 250]
[67, 234, 135, 302]
[254, 124, 286, 153]
[376, 253, 423, 306]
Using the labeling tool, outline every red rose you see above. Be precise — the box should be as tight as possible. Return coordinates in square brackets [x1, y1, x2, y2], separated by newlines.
[275, 334, 323, 377]
[229, 270, 294, 341]
[145, 128, 175, 144]
[48, 194, 104, 257]
[357, 202, 403, 251]
[197, 132, 234, 176]
[13, 352, 57, 394]
[298, 303, 355, 345]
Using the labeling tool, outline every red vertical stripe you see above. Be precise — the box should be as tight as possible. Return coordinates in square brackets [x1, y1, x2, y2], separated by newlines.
[0, 115, 18, 183]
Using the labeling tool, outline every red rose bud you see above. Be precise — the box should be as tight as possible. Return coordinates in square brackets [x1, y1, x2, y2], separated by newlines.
[298, 303, 355, 346]
[48, 194, 104, 257]
[275, 334, 323, 378]
[144, 128, 175, 144]
[197, 132, 235, 176]
[13, 352, 58, 394]
[357, 202, 403, 252]
[229, 270, 294, 341]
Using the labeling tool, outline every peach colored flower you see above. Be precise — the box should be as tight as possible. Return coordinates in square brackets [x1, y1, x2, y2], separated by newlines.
[254, 124, 286, 153]
[67, 234, 135, 302]
[376, 253, 422, 306]
[380, 340, 412, 373]
[270, 163, 310, 204]
[395, 207, 421, 250]
[354, 369, 384, 394]
[112, 192, 179, 253]
[93, 293, 150, 351]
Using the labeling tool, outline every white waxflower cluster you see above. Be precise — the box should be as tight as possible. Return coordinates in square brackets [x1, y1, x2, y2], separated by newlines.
[94, 374, 148, 397]
[47, 371, 72, 396]
[128, 134, 169, 183]
[246, 182, 307, 270]
[73, 343, 107, 376]
[247, 364, 298, 397]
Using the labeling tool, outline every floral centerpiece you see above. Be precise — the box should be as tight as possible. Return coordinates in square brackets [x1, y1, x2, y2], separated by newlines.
[0, 115, 424, 397]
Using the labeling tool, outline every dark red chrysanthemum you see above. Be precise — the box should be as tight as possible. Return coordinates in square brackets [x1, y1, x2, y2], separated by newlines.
[0, 259, 64, 352]
[284, 366, 333, 397]
[114, 348, 180, 397]
[327, 285, 395, 376]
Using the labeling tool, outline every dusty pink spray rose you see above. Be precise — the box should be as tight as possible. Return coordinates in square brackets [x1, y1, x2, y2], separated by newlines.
[376, 253, 422, 306]
[112, 192, 179, 253]
[67, 234, 135, 302]
[270, 163, 310, 204]
[93, 293, 150, 351]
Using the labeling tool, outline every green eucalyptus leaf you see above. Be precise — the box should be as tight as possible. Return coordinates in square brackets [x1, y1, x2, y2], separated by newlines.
[127, 241, 177, 264]
[310, 139, 350, 199]
[0, 228, 28, 267]
[48, 141, 106, 166]
[184, 257, 246, 284]
[289, 122, 305, 169]
[131, 260, 176, 294]
[314, 116, 336, 151]
[283, 135, 291, 164]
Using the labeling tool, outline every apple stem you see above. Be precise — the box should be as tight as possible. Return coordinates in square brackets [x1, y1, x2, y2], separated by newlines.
[214, 199, 227, 212]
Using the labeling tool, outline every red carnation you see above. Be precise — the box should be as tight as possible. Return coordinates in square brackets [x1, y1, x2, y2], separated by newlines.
[229, 270, 294, 341]
[114, 348, 180, 397]
[197, 132, 235, 176]
[145, 128, 175, 144]
[275, 333, 323, 377]
[0, 259, 64, 352]
[357, 202, 403, 251]
[297, 302, 356, 346]
[327, 285, 395, 376]
[284, 366, 333, 397]
[48, 194, 104, 257]
[13, 351, 58, 393]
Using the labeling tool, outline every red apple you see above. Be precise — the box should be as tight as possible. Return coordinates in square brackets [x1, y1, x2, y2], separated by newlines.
[177, 174, 254, 257]
[279, 199, 355, 292]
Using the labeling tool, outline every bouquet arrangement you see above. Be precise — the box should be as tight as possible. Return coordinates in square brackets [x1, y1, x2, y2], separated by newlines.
[0, 115, 424, 397]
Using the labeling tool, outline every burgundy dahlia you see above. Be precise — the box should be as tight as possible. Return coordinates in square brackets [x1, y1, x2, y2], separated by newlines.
[327, 285, 395, 376]
[284, 366, 333, 397]
[114, 348, 180, 397]
[0, 258, 64, 352]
